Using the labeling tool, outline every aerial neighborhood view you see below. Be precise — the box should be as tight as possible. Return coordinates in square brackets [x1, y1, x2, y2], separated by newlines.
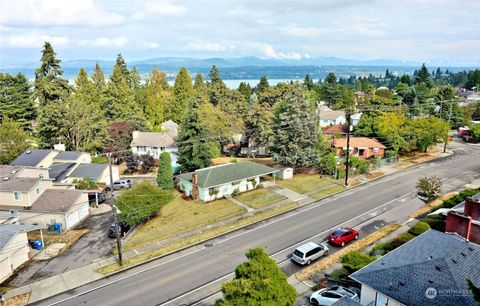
[1, 0, 480, 305]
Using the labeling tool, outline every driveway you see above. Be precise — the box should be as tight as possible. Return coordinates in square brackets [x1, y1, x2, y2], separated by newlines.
[7, 212, 115, 287]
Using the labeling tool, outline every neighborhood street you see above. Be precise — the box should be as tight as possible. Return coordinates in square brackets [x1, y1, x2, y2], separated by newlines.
[35, 143, 480, 306]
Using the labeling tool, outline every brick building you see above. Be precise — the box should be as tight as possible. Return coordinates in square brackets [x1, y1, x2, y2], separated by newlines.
[446, 194, 480, 244]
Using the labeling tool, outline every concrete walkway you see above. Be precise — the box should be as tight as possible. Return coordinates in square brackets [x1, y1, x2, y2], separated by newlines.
[225, 195, 254, 212]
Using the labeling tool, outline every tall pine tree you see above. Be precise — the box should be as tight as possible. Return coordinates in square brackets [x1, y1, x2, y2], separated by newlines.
[0, 73, 36, 131]
[170, 67, 193, 123]
[145, 67, 171, 129]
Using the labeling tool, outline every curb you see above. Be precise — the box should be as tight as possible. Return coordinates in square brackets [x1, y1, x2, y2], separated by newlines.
[12, 151, 452, 304]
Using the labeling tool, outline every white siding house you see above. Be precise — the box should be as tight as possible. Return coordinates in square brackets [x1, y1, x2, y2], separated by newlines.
[318, 110, 346, 127]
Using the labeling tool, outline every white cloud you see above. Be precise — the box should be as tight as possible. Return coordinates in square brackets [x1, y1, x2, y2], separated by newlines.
[144, 0, 186, 16]
[282, 25, 329, 37]
[0, 0, 124, 27]
[261, 45, 303, 60]
[351, 23, 385, 37]
[91, 36, 128, 48]
[3, 33, 69, 48]
[187, 41, 233, 52]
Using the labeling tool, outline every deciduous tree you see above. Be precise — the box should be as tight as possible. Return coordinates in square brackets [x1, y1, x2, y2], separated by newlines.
[0, 118, 30, 164]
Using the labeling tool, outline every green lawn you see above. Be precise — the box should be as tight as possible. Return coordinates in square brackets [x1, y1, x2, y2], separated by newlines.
[310, 185, 345, 199]
[235, 188, 288, 209]
[123, 192, 246, 251]
[274, 174, 337, 194]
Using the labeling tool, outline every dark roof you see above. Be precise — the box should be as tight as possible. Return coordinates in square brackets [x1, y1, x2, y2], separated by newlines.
[331, 296, 362, 306]
[0, 224, 44, 250]
[0, 177, 40, 192]
[53, 151, 85, 161]
[177, 161, 278, 189]
[351, 230, 480, 306]
[49, 162, 76, 182]
[68, 163, 108, 179]
[11, 149, 54, 167]
[31, 189, 85, 212]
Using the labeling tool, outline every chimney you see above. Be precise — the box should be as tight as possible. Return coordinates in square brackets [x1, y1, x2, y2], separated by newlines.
[191, 173, 199, 200]
[464, 197, 480, 221]
[54, 143, 66, 151]
[192, 174, 198, 185]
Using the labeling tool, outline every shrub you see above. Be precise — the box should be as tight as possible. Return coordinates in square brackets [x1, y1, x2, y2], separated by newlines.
[329, 268, 349, 280]
[91, 155, 108, 164]
[416, 176, 442, 201]
[423, 214, 446, 232]
[230, 158, 238, 163]
[340, 251, 375, 271]
[370, 242, 391, 256]
[139, 154, 155, 173]
[350, 157, 370, 174]
[336, 167, 345, 179]
[157, 152, 174, 190]
[256, 183, 264, 189]
[232, 188, 240, 196]
[408, 221, 431, 236]
[73, 178, 97, 190]
[389, 232, 415, 250]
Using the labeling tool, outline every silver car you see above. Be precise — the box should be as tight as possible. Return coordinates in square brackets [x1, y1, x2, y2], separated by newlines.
[310, 286, 360, 305]
[291, 242, 329, 265]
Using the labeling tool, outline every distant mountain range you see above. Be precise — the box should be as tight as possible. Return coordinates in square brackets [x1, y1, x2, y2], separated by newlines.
[1, 56, 475, 81]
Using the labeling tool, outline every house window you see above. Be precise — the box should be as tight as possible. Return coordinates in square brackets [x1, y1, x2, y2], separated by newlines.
[373, 147, 380, 153]
[137, 146, 146, 153]
[39, 174, 44, 179]
[13, 192, 22, 201]
[36, 186, 42, 195]
[359, 149, 365, 156]
[375, 292, 389, 306]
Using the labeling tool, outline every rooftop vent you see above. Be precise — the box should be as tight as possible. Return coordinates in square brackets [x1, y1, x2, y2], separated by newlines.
[428, 279, 434, 284]
[461, 252, 466, 257]
[452, 259, 457, 264]
[435, 266, 443, 271]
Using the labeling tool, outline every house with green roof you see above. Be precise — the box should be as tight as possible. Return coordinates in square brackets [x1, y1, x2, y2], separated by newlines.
[176, 161, 278, 202]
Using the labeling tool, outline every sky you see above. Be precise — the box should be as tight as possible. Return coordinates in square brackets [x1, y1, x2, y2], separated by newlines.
[0, 0, 479, 66]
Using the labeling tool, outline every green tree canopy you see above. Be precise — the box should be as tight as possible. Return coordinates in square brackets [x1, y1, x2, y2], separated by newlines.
[145, 67, 171, 129]
[215, 247, 296, 306]
[157, 152, 174, 189]
[256, 75, 270, 93]
[0, 73, 36, 131]
[0, 118, 30, 164]
[170, 67, 193, 123]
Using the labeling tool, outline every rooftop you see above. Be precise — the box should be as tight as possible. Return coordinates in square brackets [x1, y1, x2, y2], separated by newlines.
[0, 177, 41, 192]
[351, 230, 480, 306]
[131, 131, 176, 148]
[177, 161, 278, 189]
[0, 224, 44, 250]
[49, 162, 77, 182]
[0, 165, 25, 178]
[322, 124, 348, 135]
[318, 110, 345, 120]
[11, 149, 54, 167]
[68, 163, 107, 179]
[31, 189, 85, 212]
[53, 151, 87, 161]
[334, 137, 386, 149]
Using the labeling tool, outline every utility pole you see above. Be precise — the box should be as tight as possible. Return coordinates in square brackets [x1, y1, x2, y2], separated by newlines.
[344, 110, 352, 187]
[108, 153, 123, 265]
[443, 101, 453, 153]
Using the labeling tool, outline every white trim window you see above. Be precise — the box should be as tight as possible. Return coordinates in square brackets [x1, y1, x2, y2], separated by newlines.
[13, 191, 22, 201]
[137, 146, 146, 153]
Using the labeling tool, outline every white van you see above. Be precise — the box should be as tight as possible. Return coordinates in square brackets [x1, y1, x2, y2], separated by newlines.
[291, 242, 329, 265]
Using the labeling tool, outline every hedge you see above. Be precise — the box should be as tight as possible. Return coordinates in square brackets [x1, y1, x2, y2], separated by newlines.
[408, 221, 431, 236]
[389, 232, 415, 250]
[340, 251, 375, 271]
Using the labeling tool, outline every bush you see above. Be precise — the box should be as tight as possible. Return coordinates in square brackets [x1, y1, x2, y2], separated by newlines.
[350, 157, 370, 174]
[232, 188, 240, 196]
[256, 183, 264, 189]
[340, 251, 375, 271]
[336, 167, 345, 179]
[139, 155, 155, 173]
[408, 221, 431, 236]
[157, 152, 173, 190]
[370, 242, 391, 256]
[73, 178, 97, 190]
[423, 214, 446, 232]
[416, 176, 442, 201]
[329, 268, 349, 280]
[230, 158, 238, 163]
[91, 155, 108, 164]
[389, 232, 415, 250]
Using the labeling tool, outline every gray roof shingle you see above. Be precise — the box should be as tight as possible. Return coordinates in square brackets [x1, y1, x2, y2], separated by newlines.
[11, 149, 54, 167]
[130, 131, 176, 148]
[331, 297, 362, 306]
[49, 162, 76, 182]
[53, 151, 85, 161]
[0, 224, 44, 250]
[350, 230, 480, 306]
[0, 177, 40, 192]
[31, 189, 85, 212]
[68, 163, 107, 179]
[177, 161, 278, 189]
[0, 165, 25, 178]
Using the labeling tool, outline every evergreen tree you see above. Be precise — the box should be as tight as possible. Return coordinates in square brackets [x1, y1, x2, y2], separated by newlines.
[0, 73, 36, 131]
[400, 74, 411, 85]
[0, 118, 30, 164]
[156, 152, 174, 189]
[170, 67, 193, 123]
[74, 68, 96, 105]
[208, 65, 223, 85]
[194, 73, 207, 93]
[145, 67, 171, 129]
[92, 63, 106, 88]
[271, 85, 319, 168]
[215, 248, 296, 306]
[245, 100, 273, 148]
[256, 75, 269, 93]
[238, 82, 251, 104]
[320, 72, 342, 109]
[304, 74, 314, 90]
[415, 63, 433, 88]
[34, 42, 70, 106]
[177, 99, 217, 172]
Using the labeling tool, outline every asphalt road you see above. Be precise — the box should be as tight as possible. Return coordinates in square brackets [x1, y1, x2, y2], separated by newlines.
[37, 142, 480, 306]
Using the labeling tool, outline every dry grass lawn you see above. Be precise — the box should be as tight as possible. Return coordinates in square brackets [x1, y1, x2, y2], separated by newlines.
[274, 174, 337, 194]
[310, 185, 345, 200]
[123, 192, 246, 251]
[3, 292, 30, 306]
[27, 228, 89, 254]
[234, 188, 288, 209]
[98, 202, 299, 275]
[296, 224, 401, 281]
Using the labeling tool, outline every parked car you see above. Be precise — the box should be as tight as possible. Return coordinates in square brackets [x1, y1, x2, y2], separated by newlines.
[310, 286, 359, 305]
[291, 242, 329, 265]
[88, 192, 106, 205]
[108, 222, 131, 238]
[328, 227, 359, 247]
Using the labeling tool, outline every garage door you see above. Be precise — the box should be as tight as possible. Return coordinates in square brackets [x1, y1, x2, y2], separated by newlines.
[67, 211, 79, 229]
[78, 203, 89, 220]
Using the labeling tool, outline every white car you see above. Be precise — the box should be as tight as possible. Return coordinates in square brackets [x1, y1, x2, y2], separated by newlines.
[112, 180, 131, 190]
[310, 286, 359, 305]
[291, 242, 329, 265]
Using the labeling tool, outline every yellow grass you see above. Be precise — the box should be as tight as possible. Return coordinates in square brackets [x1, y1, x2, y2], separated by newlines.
[234, 188, 288, 209]
[274, 174, 337, 194]
[310, 185, 345, 200]
[3, 292, 30, 306]
[296, 224, 401, 281]
[123, 192, 246, 251]
[410, 192, 458, 218]
[98, 202, 298, 275]
[366, 172, 385, 179]
[27, 228, 89, 254]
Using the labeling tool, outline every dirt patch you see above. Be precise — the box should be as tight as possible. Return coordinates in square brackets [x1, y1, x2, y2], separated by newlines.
[28, 229, 89, 255]
[3, 292, 30, 306]
[366, 172, 384, 179]
[296, 224, 401, 281]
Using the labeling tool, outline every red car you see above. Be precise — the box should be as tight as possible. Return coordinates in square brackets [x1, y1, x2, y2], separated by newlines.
[328, 227, 359, 247]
